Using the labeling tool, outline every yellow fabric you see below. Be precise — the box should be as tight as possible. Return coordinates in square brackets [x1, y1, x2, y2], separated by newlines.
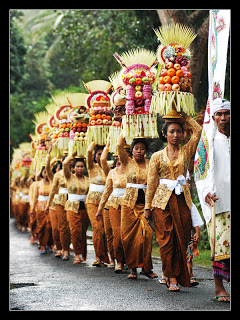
[145, 116, 202, 210]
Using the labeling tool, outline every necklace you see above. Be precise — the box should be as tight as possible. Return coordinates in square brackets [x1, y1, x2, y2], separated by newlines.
[167, 146, 179, 159]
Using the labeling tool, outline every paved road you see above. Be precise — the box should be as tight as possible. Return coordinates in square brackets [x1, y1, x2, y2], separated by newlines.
[9, 219, 230, 311]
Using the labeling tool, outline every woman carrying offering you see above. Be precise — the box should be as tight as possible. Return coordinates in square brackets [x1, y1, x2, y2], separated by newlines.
[18, 176, 30, 232]
[96, 157, 127, 273]
[46, 155, 72, 261]
[117, 133, 157, 279]
[45, 144, 62, 257]
[30, 166, 52, 254]
[99, 140, 115, 267]
[144, 109, 202, 291]
[63, 153, 90, 264]
[86, 141, 109, 266]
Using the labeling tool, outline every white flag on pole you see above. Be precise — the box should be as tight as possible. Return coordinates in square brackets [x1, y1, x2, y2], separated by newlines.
[194, 10, 230, 224]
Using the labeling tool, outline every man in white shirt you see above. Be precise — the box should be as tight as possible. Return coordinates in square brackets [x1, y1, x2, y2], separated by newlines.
[197, 98, 230, 302]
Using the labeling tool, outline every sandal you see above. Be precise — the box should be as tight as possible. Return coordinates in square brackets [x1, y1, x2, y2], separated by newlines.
[159, 277, 167, 285]
[169, 284, 180, 292]
[140, 270, 158, 279]
[165, 278, 180, 292]
[114, 266, 123, 273]
[128, 270, 137, 279]
[62, 255, 69, 261]
[107, 263, 115, 268]
[190, 277, 199, 287]
[92, 261, 106, 267]
[212, 295, 230, 302]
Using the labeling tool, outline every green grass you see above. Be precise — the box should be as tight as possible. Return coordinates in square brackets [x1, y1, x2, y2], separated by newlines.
[152, 242, 212, 268]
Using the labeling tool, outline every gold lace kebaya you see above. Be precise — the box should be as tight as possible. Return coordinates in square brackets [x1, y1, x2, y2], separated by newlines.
[98, 167, 127, 211]
[145, 115, 202, 211]
[117, 133, 149, 209]
[86, 142, 109, 206]
[47, 169, 68, 208]
[63, 155, 89, 213]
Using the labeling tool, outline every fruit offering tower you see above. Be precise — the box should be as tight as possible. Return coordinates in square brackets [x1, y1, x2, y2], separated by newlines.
[113, 48, 159, 144]
[50, 93, 73, 157]
[83, 80, 113, 146]
[32, 111, 51, 172]
[67, 93, 90, 157]
[150, 24, 197, 115]
[108, 71, 126, 153]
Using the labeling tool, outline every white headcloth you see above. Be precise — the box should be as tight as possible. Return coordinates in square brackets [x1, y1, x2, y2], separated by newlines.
[212, 98, 230, 114]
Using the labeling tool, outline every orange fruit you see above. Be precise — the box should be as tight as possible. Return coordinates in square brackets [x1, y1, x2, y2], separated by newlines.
[135, 78, 142, 85]
[176, 70, 184, 78]
[167, 68, 176, 77]
[187, 72, 191, 78]
[171, 76, 180, 84]
[96, 114, 102, 120]
[159, 76, 165, 84]
[163, 76, 171, 84]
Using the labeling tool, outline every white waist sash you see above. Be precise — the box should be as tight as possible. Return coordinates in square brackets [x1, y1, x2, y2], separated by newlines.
[126, 183, 147, 189]
[59, 188, 68, 194]
[89, 183, 105, 193]
[110, 188, 126, 198]
[38, 195, 49, 201]
[159, 175, 186, 195]
[54, 194, 58, 199]
[68, 194, 87, 202]
[21, 195, 29, 202]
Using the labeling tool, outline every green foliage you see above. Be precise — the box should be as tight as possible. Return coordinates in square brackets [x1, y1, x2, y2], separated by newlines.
[54, 10, 160, 81]
[10, 10, 26, 94]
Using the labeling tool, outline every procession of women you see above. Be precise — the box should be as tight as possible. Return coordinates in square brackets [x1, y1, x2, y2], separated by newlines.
[10, 10, 230, 305]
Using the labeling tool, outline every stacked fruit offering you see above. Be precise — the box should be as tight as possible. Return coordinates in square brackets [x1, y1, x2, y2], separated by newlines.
[158, 59, 192, 92]
[123, 70, 155, 115]
[67, 107, 90, 157]
[58, 121, 71, 138]
[150, 24, 197, 115]
[89, 96, 112, 125]
[71, 122, 89, 142]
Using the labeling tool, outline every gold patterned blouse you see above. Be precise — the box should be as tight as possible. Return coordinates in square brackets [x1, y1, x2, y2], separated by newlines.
[47, 169, 68, 208]
[32, 179, 51, 212]
[86, 142, 110, 206]
[45, 153, 56, 210]
[19, 186, 29, 203]
[145, 116, 202, 211]
[98, 167, 127, 211]
[63, 155, 89, 213]
[117, 133, 149, 209]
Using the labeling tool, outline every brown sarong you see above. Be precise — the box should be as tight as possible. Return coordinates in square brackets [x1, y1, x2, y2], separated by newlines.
[109, 206, 125, 264]
[36, 209, 52, 247]
[86, 203, 110, 264]
[29, 209, 37, 235]
[18, 202, 30, 228]
[67, 209, 89, 260]
[55, 204, 71, 251]
[103, 208, 115, 261]
[153, 192, 192, 287]
[121, 203, 153, 271]
[49, 208, 61, 251]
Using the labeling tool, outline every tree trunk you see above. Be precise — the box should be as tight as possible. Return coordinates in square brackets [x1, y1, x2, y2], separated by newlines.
[156, 10, 209, 97]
